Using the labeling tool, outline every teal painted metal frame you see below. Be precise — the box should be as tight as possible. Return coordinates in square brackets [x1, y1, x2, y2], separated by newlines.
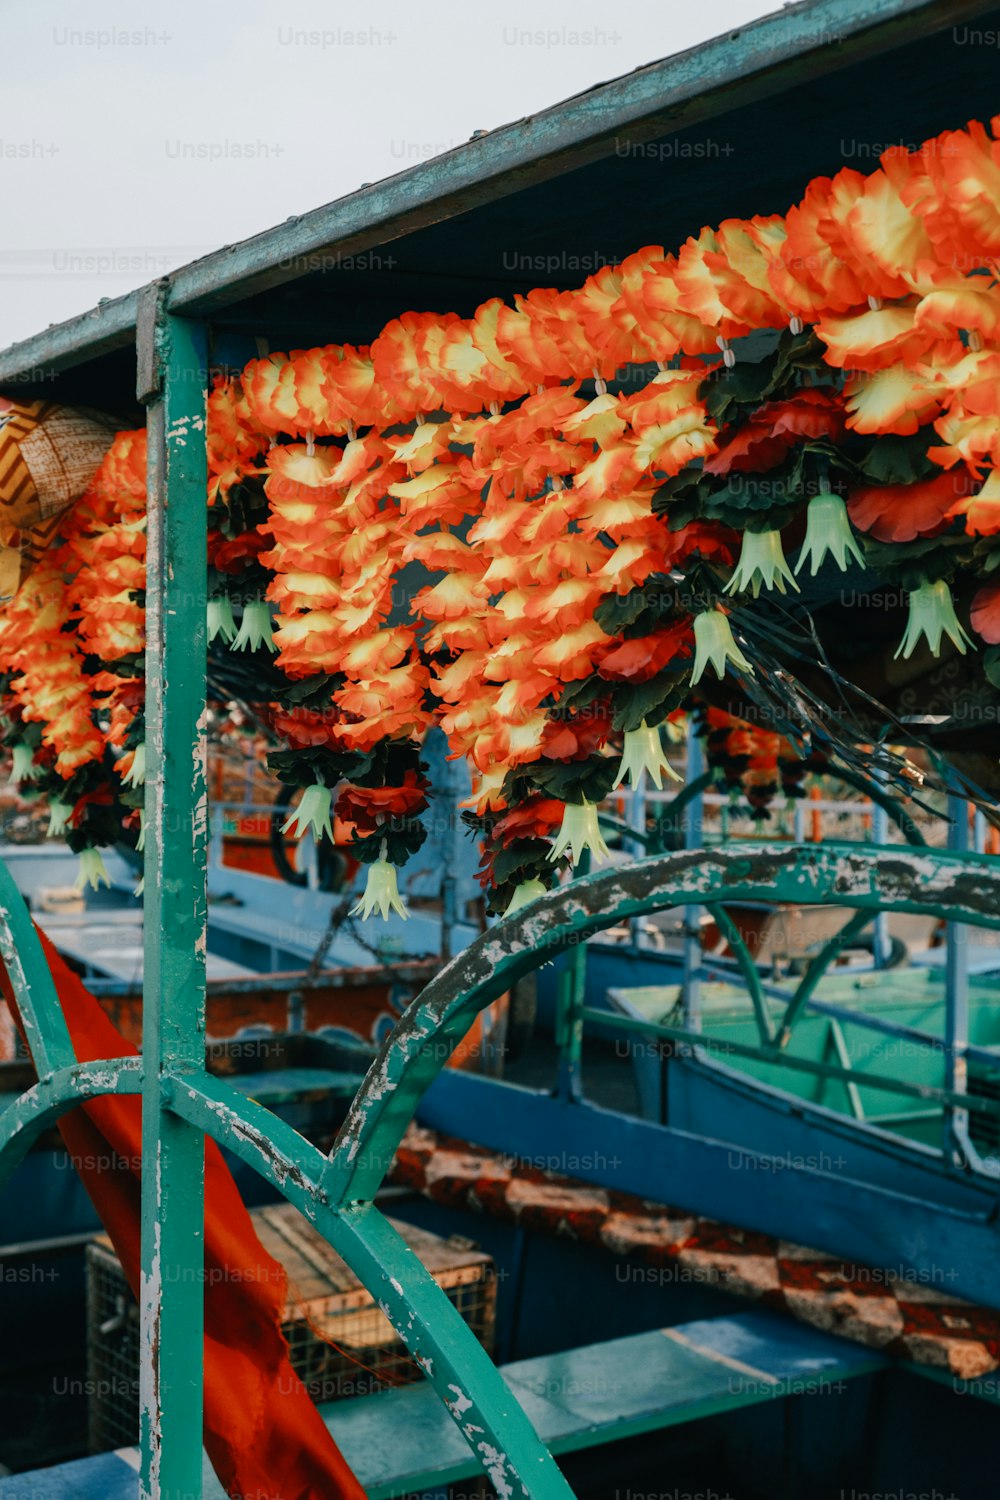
[139, 308, 211, 1500]
[1, 313, 1000, 1496]
[2, 841, 1000, 1495]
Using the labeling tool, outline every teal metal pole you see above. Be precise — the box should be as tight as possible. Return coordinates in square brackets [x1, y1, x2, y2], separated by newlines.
[682, 722, 704, 1031]
[140, 306, 209, 1500]
[944, 789, 971, 1171]
[556, 849, 590, 1101]
[869, 774, 890, 966]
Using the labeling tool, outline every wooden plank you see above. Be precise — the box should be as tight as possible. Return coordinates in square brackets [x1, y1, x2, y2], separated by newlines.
[3, 1311, 887, 1499]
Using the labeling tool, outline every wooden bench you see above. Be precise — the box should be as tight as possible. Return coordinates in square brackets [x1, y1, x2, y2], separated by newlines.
[0, 1310, 885, 1499]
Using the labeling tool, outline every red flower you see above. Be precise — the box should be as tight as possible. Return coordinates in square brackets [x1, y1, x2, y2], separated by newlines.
[210, 529, 273, 573]
[702, 425, 791, 476]
[491, 797, 565, 847]
[970, 584, 1000, 644]
[268, 705, 339, 749]
[597, 620, 693, 682]
[541, 705, 613, 760]
[703, 391, 844, 477]
[336, 774, 427, 837]
[847, 469, 973, 542]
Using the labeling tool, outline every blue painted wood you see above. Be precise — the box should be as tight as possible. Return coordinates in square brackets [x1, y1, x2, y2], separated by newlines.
[0, 1310, 887, 1500]
[0, 1451, 144, 1500]
[418, 1068, 1000, 1309]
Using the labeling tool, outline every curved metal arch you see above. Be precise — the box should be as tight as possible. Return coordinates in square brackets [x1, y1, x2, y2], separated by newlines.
[6, 842, 998, 1500]
[330, 842, 1000, 1204]
[167, 1069, 577, 1499]
[0, 1057, 142, 1188]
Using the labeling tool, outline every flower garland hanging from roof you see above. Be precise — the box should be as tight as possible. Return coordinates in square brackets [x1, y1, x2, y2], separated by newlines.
[4, 116, 1000, 903]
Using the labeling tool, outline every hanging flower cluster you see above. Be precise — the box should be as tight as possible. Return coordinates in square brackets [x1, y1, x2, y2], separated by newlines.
[700, 706, 828, 821]
[4, 117, 1000, 906]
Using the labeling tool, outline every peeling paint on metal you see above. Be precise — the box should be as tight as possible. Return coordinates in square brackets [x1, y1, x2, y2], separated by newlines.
[446, 1384, 474, 1419]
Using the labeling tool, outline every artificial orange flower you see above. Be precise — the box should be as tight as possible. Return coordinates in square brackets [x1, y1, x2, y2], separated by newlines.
[847, 469, 973, 542]
[970, 583, 1000, 643]
[947, 470, 1000, 535]
[597, 621, 693, 681]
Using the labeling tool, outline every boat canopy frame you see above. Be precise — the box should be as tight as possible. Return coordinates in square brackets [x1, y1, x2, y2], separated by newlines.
[2, 768, 1000, 1494]
[3, 0, 1000, 1491]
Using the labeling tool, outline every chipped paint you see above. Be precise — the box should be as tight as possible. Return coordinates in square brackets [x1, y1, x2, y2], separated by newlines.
[334, 840, 1000, 1200]
[446, 1384, 474, 1418]
[477, 1442, 515, 1500]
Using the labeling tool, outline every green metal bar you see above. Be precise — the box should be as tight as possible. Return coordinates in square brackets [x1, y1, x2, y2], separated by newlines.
[136, 840, 1000, 1495]
[825, 1018, 865, 1122]
[556, 850, 589, 1100]
[140, 306, 209, 1500]
[0, 857, 75, 1074]
[703, 902, 774, 1045]
[773, 909, 875, 1050]
[656, 769, 713, 852]
[0, 1057, 142, 1189]
[596, 813, 659, 851]
[579, 1006, 993, 1118]
[330, 842, 1000, 1205]
[167, 1072, 576, 1499]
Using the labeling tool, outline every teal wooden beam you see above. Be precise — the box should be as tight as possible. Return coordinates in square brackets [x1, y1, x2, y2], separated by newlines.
[0, 291, 138, 386]
[146, 0, 1000, 317]
[140, 304, 210, 1500]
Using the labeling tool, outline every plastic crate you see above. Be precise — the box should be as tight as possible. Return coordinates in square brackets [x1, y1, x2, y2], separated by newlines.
[85, 1203, 496, 1455]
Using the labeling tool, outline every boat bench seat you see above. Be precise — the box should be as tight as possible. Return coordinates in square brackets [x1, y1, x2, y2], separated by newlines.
[0, 1310, 885, 1499]
[227, 1066, 363, 1107]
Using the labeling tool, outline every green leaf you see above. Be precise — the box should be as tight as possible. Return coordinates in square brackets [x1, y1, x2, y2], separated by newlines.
[983, 646, 1000, 691]
[594, 588, 654, 635]
[529, 753, 620, 805]
[858, 432, 939, 486]
[611, 673, 689, 733]
[491, 839, 552, 886]
[702, 359, 775, 423]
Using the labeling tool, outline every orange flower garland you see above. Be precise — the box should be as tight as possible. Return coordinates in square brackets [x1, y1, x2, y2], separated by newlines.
[3, 115, 1000, 904]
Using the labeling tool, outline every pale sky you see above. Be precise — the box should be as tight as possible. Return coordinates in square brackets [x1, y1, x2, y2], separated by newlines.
[0, 0, 778, 349]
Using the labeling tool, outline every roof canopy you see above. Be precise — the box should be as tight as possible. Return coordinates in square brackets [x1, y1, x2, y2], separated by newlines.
[2, 0, 998, 411]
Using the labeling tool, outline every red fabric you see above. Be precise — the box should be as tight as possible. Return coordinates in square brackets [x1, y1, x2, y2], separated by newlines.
[2, 926, 366, 1500]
